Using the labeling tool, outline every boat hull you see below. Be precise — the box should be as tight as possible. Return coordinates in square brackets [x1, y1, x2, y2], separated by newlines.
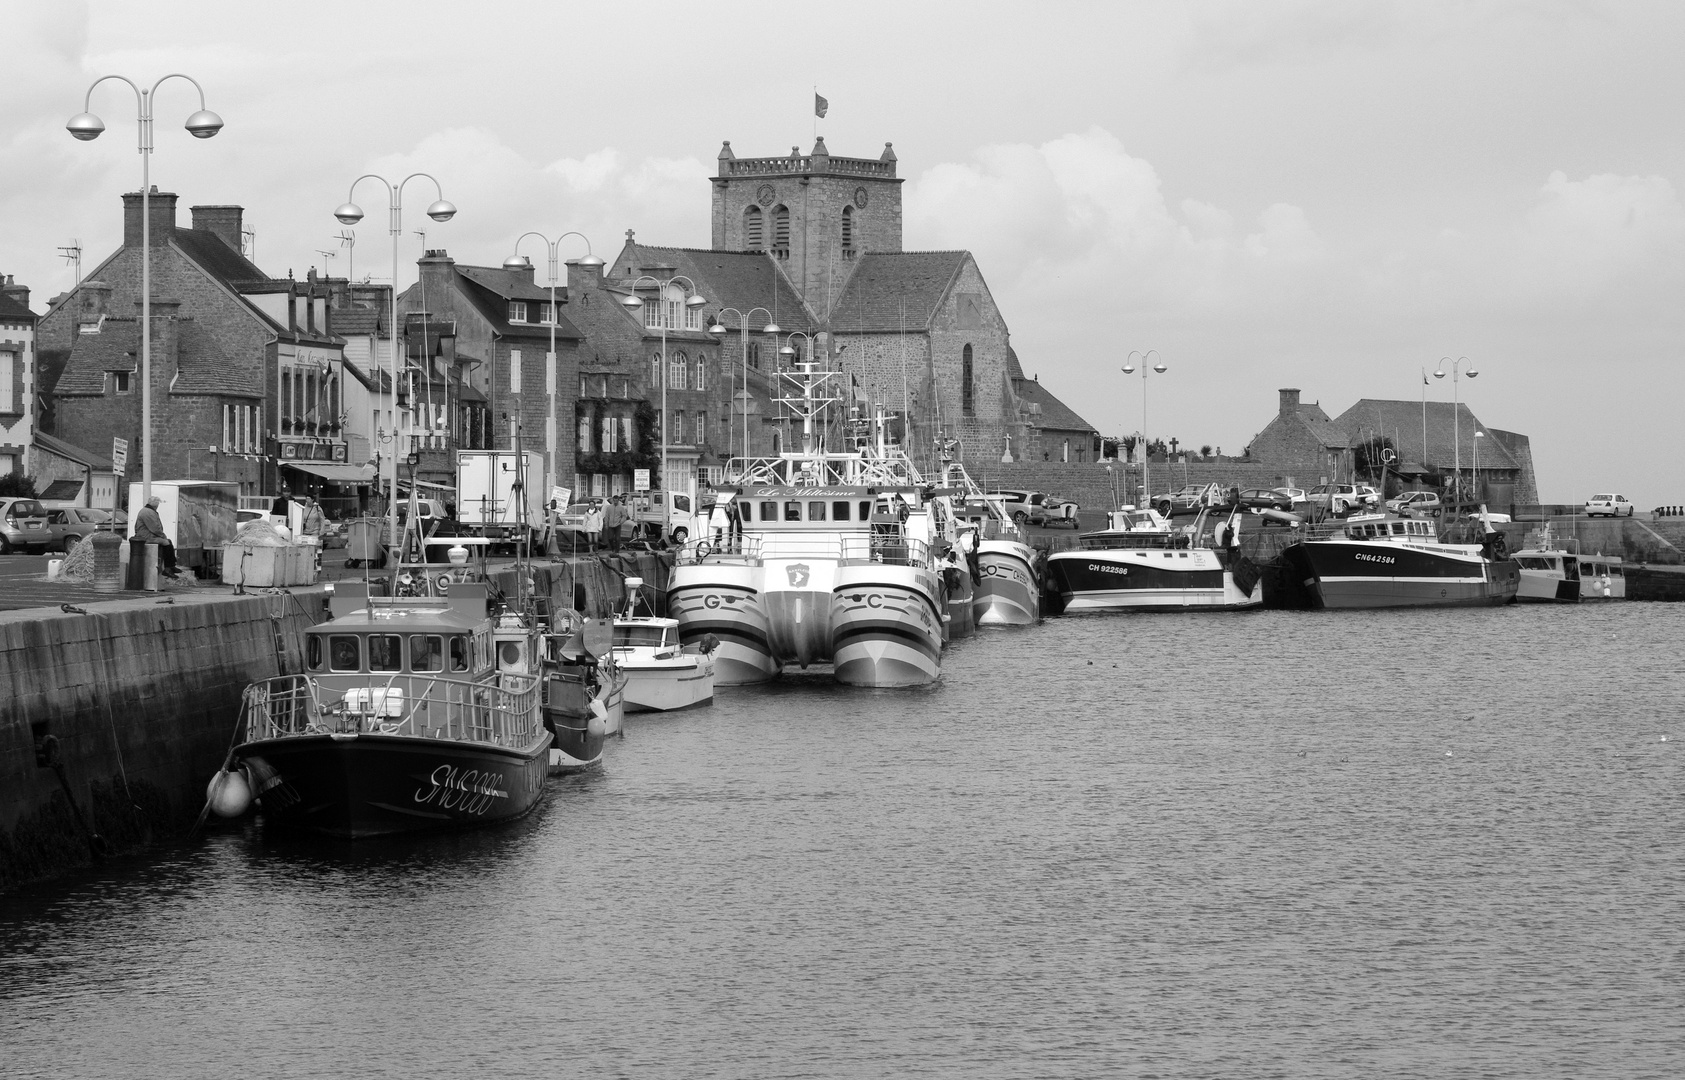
[669, 562, 777, 685]
[1045, 549, 1262, 613]
[544, 674, 624, 773]
[237, 732, 550, 839]
[621, 657, 716, 712]
[1286, 541, 1520, 609]
[762, 557, 837, 669]
[830, 566, 944, 687]
[974, 543, 1041, 625]
[1515, 572, 1581, 603]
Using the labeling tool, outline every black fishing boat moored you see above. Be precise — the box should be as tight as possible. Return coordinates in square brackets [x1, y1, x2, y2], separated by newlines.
[232, 579, 551, 838]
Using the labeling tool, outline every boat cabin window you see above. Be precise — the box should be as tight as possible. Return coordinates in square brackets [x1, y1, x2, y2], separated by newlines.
[832, 501, 851, 521]
[410, 634, 444, 672]
[807, 501, 827, 521]
[369, 635, 403, 672]
[1391, 522, 1407, 535]
[760, 501, 778, 521]
[1518, 556, 1555, 570]
[450, 635, 470, 671]
[614, 625, 668, 649]
[328, 635, 361, 672]
[784, 501, 802, 521]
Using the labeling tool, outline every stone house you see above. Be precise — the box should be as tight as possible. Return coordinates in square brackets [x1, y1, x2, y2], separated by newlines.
[1331, 398, 1536, 506]
[38, 191, 352, 504]
[0, 275, 35, 479]
[1246, 388, 1353, 486]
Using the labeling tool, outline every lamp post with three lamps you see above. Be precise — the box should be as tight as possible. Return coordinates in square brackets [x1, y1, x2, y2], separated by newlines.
[1122, 350, 1168, 507]
[67, 74, 224, 503]
[619, 275, 707, 539]
[708, 307, 780, 465]
[1433, 356, 1478, 508]
[503, 233, 602, 508]
[332, 176, 457, 550]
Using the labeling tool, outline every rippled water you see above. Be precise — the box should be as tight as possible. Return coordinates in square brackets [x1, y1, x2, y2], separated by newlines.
[4, 604, 1683, 1079]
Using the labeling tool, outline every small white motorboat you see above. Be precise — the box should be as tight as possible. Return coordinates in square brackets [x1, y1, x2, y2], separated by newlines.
[614, 577, 717, 713]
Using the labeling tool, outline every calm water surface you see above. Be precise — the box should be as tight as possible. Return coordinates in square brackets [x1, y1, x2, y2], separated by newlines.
[3, 604, 1683, 1079]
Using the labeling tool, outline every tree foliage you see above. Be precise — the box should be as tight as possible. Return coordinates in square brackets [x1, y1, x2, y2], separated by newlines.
[0, 472, 37, 498]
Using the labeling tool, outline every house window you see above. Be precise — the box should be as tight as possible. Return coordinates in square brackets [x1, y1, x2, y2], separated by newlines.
[695, 356, 707, 391]
[578, 411, 593, 453]
[509, 349, 522, 394]
[600, 413, 617, 452]
[747, 342, 761, 370]
[539, 302, 554, 324]
[222, 404, 231, 451]
[113, 370, 131, 394]
[670, 351, 688, 390]
[961, 344, 974, 416]
[772, 205, 790, 254]
[671, 411, 685, 443]
[683, 301, 699, 331]
[580, 372, 589, 397]
[744, 205, 764, 249]
[0, 352, 14, 413]
[509, 302, 528, 323]
[697, 411, 707, 443]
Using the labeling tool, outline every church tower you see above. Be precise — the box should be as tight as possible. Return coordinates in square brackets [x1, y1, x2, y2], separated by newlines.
[710, 139, 903, 317]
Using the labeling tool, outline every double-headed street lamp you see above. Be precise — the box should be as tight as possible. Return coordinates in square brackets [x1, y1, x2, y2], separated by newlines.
[504, 233, 602, 505]
[333, 176, 457, 550]
[620, 276, 706, 535]
[1122, 349, 1168, 506]
[1434, 356, 1479, 505]
[68, 74, 224, 503]
[708, 307, 779, 464]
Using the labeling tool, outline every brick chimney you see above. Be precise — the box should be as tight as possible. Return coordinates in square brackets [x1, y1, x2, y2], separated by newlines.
[77, 280, 113, 331]
[122, 187, 178, 247]
[1, 274, 28, 311]
[565, 256, 601, 298]
[1278, 388, 1301, 417]
[190, 205, 244, 254]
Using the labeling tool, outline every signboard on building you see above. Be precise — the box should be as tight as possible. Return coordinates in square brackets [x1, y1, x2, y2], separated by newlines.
[633, 469, 651, 492]
[111, 437, 127, 475]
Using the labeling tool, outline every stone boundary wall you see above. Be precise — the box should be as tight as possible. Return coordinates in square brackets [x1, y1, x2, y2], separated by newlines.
[958, 461, 1298, 512]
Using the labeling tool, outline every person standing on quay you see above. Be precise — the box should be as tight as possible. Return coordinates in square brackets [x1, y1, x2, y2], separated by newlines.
[603, 495, 629, 552]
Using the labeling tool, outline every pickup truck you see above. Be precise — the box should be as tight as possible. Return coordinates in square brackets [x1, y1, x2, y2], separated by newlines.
[630, 490, 700, 544]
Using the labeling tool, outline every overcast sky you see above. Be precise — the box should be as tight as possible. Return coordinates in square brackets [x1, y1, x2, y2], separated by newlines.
[4, 1, 1682, 504]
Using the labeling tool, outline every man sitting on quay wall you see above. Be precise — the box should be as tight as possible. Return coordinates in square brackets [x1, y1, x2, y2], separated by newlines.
[133, 495, 180, 578]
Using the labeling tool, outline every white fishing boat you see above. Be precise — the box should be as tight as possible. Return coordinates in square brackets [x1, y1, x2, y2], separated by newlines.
[611, 577, 716, 712]
[667, 359, 945, 687]
[1045, 505, 1263, 614]
[941, 463, 1042, 626]
[1512, 524, 1626, 602]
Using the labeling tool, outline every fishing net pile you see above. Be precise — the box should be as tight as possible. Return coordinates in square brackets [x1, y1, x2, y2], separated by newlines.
[56, 536, 201, 589]
[231, 519, 292, 547]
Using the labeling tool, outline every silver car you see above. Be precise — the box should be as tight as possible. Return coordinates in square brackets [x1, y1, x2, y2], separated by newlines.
[0, 497, 51, 554]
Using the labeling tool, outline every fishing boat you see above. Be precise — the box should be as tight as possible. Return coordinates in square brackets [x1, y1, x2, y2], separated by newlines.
[941, 463, 1042, 626]
[541, 609, 625, 771]
[668, 359, 945, 687]
[1512, 524, 1626, 602]
[232, 575, 550, 838]
[1044, 505, 1263, 614]
[613, 577, 716, 712]
[1280, 512, 1520, 609]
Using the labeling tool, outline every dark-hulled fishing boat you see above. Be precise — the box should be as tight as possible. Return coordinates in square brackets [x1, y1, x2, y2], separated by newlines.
[233, 579, 550, 838]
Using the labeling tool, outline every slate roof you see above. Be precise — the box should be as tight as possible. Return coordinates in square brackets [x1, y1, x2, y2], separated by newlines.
[1274, 400, 1349, 450]
[33, 430, 113, 470]
[330, 305, 383, 337]
[173, 228, 268, 286]
[613, 245, 817, 333]
[0, 292, 34, 321]
[447, 265, 583, 342]
[828, 251, 970, 331]
[457, 265, 557, 303]
[1013, 376, 1097, 434]
[53, 316, 263, 398]
[1334, 398, 1519, 472]
[171, 320, 264, 397]
[54, 319, 139, 394]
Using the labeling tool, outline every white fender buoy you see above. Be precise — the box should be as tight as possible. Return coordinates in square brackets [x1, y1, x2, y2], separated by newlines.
[587, 699, 608, 738]
[207, 768, 252, 818]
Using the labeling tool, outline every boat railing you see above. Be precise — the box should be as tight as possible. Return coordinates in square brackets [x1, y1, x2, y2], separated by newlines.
[840, 534, 930, 567]
[241, 671, 542, 748]
[675, 533, 762, 565]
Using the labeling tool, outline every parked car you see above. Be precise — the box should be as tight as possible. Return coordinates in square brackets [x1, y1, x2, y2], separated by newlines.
[1273, 487, 1308, 508]
[1585, 493, 1634, 518]
[1386, 490, 1442, 516]
[1307, 483, 1378, 516]
[0, 497, 51, 554]
[1041, 495, 1081, 527]
[988, 489, 1050, 526]
[44, 506, 119, 552]
[1153, 483, 1221, 517]
[1222, 488, 1294, 512]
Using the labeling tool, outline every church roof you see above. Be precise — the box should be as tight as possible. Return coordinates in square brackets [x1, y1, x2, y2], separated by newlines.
[1013, 376, 1097, 435]
[1333, 398, 1519, 471]
[828, 251, 970, 331]
[613, 244, 817, 332]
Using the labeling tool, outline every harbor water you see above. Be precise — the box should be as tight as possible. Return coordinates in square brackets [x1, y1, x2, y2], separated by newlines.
[3, 604, 1682, 1078]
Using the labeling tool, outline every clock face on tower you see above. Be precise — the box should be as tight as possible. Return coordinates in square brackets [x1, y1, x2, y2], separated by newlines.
[854, 186, 869, 209]
[756, 184, 776, 207]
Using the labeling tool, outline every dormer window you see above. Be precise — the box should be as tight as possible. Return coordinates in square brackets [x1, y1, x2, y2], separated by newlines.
[508, 301, 528, 324]
[112, 370, 131, 394]
[539, 302, 555, 325]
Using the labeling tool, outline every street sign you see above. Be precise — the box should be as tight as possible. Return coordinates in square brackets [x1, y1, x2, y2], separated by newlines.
[634, 469, 651, 492]
[111, 437, 128, 475]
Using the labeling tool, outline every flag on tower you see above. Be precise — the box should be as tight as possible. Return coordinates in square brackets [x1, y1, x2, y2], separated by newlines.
[815, 93, 829, 119]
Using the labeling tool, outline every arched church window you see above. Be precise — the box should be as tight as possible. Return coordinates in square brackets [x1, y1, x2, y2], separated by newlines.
[841, 206, 854, 251]
[744, 206, 763, 250]
[962, 345, 975, 416]
[772, 205, 790, 255]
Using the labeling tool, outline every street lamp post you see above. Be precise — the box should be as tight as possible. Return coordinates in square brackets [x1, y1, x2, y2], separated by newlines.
[619, 275, 707, 537]
[708, 307, 780, 465]
[1121, 350, 1168, 507]
[68, 74, 224, 504]
[504, 233, 602, 507]
[333, 176, 457, 551]
[1433, 356, 1479, 508]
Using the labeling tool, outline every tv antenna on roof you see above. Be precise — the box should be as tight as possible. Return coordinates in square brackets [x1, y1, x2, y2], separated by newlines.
[57, 240, 82, 288]
[337, 230, 356, 281]
[242, 226, 257, 261]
